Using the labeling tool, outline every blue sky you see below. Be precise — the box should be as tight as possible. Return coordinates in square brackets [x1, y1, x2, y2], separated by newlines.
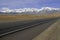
[0, 0, 60, 9]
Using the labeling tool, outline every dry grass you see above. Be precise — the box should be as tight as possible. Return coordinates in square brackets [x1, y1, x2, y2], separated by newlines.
[32, 20, 60, 40]
[0, 13, 60, 21]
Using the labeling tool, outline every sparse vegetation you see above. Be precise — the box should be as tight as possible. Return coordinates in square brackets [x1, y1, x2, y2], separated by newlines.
[0, 13, 60, 21]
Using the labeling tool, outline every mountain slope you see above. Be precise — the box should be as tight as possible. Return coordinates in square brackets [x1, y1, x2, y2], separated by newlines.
[0, 7, 60, 14]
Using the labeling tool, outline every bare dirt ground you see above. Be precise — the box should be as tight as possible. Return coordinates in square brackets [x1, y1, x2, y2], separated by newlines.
[32, 19, 60, 40]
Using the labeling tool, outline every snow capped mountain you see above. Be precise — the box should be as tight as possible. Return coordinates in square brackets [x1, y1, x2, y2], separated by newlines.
[0, 8, 40, 12]
[38, 7, 60, 14]
[40, 7, 60, 11]
[0, 7, 60, 14]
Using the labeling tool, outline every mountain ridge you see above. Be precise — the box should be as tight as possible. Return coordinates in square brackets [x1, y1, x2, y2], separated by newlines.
[0, 7, 60, 14]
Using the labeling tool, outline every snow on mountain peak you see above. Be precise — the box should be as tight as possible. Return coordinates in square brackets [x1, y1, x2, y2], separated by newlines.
[0, 7, 14, 12]
[0, 7, 60, 13]
[39, 7, 60, 11]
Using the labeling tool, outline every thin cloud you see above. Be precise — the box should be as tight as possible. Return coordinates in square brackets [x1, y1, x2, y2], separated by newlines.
[0, 0, 60, 8]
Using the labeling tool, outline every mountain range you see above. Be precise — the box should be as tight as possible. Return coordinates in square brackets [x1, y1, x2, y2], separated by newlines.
[0, 7, 60, 14]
